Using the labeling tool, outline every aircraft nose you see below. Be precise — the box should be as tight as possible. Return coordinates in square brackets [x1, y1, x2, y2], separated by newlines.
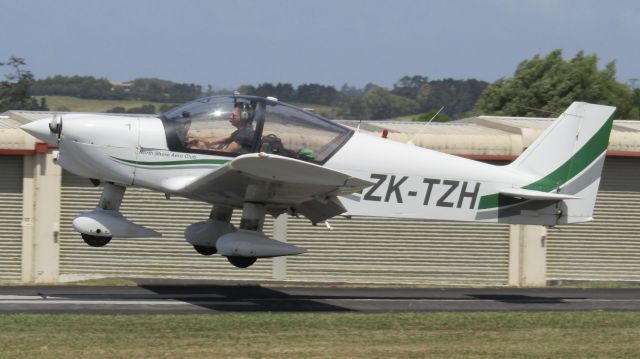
[21, 118, 58, 145]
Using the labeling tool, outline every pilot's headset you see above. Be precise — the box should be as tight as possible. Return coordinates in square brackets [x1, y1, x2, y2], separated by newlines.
[236, 102, 254, 123]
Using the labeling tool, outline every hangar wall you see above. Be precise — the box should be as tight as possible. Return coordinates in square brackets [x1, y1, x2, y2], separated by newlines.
[2, 156, 640, 285]
[59, 172, 274, 281]
[547, 157, 640, 282]
[58, 170, 510, 285]
[0, 156, 23, 282]
[11, 156, 640, 286]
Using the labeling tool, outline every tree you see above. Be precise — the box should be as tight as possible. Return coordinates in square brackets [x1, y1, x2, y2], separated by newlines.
[296, 83, 339, 105]
[339, 86, 418, 120]
[392, 75, 429, 99]
[412, 109, 450, 122]
[106, 104, 157, 114]
[0, 56, 48, 112]
[339, 83, 364, 100]
[274, 83, 295, 101]
[236, 84, 256, 96]
[475, 50, 639, 118]
[417, 79, 487, 116]
[31, 75, 113, 99]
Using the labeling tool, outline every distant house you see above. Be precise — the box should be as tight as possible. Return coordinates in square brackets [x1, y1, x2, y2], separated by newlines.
[109, 81, 133, 91]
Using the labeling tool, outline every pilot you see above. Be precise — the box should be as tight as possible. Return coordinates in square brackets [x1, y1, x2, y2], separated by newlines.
[187, 102, 255, 153]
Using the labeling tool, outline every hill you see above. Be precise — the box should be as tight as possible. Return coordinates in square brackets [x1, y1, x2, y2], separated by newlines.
[42, 96, 174, 113]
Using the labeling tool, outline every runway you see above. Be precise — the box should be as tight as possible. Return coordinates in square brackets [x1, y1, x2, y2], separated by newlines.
[1, 283, 640, 314]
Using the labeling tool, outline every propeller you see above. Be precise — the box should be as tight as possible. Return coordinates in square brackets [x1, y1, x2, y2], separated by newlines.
[48, 113, 62, 142]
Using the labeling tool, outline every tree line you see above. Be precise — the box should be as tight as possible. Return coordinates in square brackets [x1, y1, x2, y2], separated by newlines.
[0, 57, 49, 112]
[22, 71, 489, 119]
[1, 50, 639, 119]
[30, 76, 203, 103]
[476, 50, 640, 119]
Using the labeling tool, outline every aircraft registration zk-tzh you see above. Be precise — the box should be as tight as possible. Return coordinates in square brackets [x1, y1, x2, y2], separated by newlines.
[22, 95, 615, 268]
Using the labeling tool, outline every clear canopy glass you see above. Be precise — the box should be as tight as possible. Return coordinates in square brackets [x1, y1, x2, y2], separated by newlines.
[161, 96, 352, 163]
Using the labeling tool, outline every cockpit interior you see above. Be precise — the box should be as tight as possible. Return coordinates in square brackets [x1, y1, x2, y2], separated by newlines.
[161, 96, 353, 164]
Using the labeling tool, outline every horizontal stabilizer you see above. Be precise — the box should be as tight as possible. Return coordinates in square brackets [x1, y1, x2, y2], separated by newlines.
[499, 188, 581, 201]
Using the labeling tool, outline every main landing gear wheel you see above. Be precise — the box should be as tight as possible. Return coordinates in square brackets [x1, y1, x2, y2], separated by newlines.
[227, 256, 257, 268]
[81, 233, 112, 247]
[193, 245, 217, 256]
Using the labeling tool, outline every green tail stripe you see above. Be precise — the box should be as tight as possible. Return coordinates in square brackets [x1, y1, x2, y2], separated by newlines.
[112, 157, 229, 166]
[477, 193, 526, 211]
[478, 113, 614, 210]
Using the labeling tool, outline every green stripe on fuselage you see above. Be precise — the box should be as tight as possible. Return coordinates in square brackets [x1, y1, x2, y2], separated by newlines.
[112, 157, 229, 166]
[478, 113, 613, 210]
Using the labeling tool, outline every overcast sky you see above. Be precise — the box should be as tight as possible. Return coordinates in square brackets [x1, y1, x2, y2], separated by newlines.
[1, 0, 638, 89]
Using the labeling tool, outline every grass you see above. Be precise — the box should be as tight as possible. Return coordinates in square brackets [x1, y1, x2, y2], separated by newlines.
[0, 312, 639, 358]
[41, 96, 174, 113]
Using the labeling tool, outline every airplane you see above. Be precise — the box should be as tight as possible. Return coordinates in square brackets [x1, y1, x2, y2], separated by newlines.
[21, 95, 615, 268]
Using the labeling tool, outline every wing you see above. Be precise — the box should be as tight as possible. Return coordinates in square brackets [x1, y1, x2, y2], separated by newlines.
[178, 153, 373, 223]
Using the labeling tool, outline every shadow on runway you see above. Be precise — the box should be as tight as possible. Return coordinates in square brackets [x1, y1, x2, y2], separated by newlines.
[138, 285, 354, 312]
[467, 294, 578, 304]
[136, 285, 588, 311]
[0, 284, 607, 314]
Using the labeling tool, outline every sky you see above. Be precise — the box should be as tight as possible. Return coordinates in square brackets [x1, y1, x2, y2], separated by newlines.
[0, 0, 638, 90]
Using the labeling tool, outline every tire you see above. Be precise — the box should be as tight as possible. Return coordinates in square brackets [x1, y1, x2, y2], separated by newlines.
[81, 234, 112, 247]
[193, 245, 217, 256]
[227, 256, 257, 268]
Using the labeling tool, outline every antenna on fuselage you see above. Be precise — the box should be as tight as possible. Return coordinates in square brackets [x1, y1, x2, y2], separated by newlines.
[407, 106, 444, 146]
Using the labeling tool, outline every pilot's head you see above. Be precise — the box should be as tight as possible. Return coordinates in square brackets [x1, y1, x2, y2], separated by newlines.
[231, 102, 254, 126]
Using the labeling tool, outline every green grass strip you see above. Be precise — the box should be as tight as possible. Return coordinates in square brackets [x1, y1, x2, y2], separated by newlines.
[1, 312, 639, 358]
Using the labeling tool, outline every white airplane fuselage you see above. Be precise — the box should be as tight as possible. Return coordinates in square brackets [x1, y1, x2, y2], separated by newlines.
[50, 110, 598, 226]
[55, 114, 518, 218]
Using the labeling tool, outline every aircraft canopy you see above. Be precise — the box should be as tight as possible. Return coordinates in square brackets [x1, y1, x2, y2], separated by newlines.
[161, 96, 352, 164]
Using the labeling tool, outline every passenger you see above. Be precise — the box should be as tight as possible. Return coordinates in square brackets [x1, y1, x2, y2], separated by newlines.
[187, 102, 255, 153]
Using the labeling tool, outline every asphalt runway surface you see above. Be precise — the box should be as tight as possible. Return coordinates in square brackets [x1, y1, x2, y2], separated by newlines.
[1, 283, 640, 314]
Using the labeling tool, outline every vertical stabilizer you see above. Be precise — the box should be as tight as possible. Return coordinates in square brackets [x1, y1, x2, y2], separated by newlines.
[506, 102, 615, 223]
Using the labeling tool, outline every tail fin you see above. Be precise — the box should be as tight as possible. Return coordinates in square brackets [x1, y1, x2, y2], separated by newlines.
[507, 102, 615, 224]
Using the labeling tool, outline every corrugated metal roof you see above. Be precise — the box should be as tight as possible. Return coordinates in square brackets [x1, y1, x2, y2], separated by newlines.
[337, 120, 522, 155]
[3, 110, 640, 155]
[0, 116, 24, 130]
[478, 116, 553, 130]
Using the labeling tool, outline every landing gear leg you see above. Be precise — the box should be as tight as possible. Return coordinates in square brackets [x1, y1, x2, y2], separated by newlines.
[225, 183, 267, 268]
[190, 205, 233, 255]
[98, 182, 125, 211]
[79, 183, 125, 246]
